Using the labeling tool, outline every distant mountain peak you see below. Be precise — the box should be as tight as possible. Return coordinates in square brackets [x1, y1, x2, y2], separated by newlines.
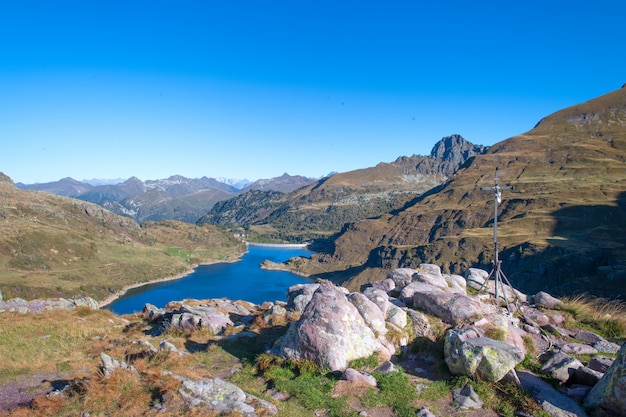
[429, 134, 488, 164]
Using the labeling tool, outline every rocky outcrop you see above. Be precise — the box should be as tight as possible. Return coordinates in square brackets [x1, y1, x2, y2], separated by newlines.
[0, 296, 99, 314]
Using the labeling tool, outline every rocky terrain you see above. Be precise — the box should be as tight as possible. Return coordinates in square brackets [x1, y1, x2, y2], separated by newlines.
[0, 264, 624, 416]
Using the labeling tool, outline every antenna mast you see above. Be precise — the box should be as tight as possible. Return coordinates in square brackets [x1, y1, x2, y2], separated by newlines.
[479, 168, 517, 311]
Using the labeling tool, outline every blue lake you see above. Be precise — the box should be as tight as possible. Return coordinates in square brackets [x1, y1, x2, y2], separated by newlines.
[106, 246, 313, 315]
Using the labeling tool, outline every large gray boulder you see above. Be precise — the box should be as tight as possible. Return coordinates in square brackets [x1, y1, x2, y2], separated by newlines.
[584, 342, 626, 415]
[540, 352, 583, 384]
[444, 328, 524, 382]
[170, 304, 234, 334]
[413, 287, 487, 326]
[275, 281, 385, 371]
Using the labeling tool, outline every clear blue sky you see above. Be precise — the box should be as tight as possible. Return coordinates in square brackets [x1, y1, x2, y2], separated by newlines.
[1, 1, 624, 184]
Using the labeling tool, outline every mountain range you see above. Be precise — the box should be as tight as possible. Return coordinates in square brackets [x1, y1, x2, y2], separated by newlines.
[16, 174, 317, 224]
[5, 84, 626, 301]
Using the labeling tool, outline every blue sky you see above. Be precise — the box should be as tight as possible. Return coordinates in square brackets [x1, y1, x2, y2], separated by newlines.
[1, 1, 624, 184]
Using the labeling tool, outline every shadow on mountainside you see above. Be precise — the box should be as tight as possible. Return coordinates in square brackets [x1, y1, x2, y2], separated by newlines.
[503, 191, 626, 299]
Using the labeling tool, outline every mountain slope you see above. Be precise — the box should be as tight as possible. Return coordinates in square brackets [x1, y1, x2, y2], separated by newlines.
[0, 173, 245, 301]
[289, 86, 626, 298]
[198, 135, 486, 242]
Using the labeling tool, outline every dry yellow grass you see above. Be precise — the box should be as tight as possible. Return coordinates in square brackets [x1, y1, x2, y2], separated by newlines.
[560, 293, 626, 339]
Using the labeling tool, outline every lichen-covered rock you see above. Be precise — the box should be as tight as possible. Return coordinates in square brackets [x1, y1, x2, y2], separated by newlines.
[444, 328, 524, 382]
[275, 281, 385, 371]
[584, 342, 626, 415]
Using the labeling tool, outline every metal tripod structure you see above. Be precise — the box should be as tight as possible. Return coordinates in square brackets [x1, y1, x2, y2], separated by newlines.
[479, 168, 518, 312]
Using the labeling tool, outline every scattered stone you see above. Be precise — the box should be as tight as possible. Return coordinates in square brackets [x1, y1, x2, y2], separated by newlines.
[452, 384, 483, 410]
[417, 407, 437, 417]
[560, 384, 592, 402]
[160, 340, 186, 356]
[342, 368, 376, 387]
[99, 352, 135, 376]
[0, 296, 99, 314]
[374, 361, 398, 375]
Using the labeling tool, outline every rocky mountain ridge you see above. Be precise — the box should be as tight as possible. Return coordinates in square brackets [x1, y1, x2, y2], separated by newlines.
[198, 134, 487, 243]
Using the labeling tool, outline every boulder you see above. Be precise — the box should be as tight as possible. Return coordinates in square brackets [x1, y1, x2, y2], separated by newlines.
[533, 291, 562, 309]
[362, 287, 390, 316]
[588, 356, 614, 373]
[386, 303, 407, 329]
[387, 268, 416, 288]
[444, 328, 524, 382]
[464, 268, 489, 288]
[347, 292, 387, 337]
[518, 370, 589, 417]
[413, 288, 487, 326]
[178, 376, 277, 416]
[342, 368, 377, 386]
[444, 273, 467, 294]
[574, 366, 603, 386]
[360, 278, 395, 293]
[275, 281, 385, 371]
[452, 384, 483, 410]
[540, 352, 583, 384]
[584, 342, 626, 416]
[286, 283, 320, 313]
[558, 342, 598, 355]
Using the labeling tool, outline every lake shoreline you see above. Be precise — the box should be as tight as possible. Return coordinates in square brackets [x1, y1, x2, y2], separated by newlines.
[98, 255, 244, 310]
